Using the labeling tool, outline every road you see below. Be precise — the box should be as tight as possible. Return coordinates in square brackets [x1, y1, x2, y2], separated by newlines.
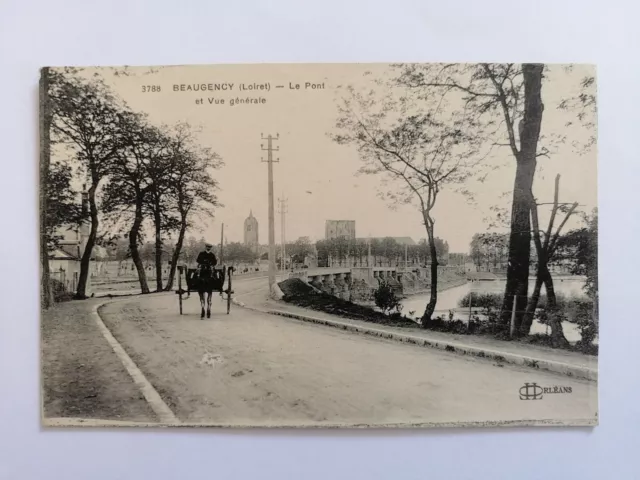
[98, 274, 598, 427]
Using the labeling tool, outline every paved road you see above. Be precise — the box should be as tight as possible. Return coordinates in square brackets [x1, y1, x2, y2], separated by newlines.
[98, 275, 597, 427]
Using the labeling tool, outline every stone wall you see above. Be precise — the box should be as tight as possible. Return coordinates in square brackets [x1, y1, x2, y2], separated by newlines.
[350, 278, 374, 303]
[294, 266, 454, 307]
[333, 273, 351, 301]
[399, 270, 430, 295]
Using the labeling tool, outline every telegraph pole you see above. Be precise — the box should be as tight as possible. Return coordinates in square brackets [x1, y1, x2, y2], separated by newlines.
[278, 195, 288, 271]
[261, 133, 279, 295]
[220, 223, 224, 264]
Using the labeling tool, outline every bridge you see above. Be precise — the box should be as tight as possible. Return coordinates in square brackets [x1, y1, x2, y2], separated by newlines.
[287, 266, 434, 300]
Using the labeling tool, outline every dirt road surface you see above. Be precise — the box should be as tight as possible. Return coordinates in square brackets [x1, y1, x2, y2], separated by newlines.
[95, 275, 597, 427]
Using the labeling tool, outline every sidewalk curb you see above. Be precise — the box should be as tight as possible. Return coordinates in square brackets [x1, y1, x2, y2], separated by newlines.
[93, 297, 180, 425]
[232, 299, 597, 382]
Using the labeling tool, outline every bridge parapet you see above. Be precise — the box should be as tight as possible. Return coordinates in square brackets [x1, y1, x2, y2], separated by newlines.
[287, 266, 430, 302]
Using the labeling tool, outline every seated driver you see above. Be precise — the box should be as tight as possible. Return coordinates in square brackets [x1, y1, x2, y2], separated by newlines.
[196, 243, 218, 272]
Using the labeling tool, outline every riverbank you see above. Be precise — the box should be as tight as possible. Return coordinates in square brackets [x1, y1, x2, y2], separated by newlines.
[400, 276, 469, 299]
[400, 275, 596, 350]
[353, 276, 468, 312]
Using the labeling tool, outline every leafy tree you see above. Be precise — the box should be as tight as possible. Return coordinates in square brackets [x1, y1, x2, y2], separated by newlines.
[48, 69, 127, 299]
[468, 233, 509, 271]
[40, 68, 54, 308]
[105, 234, 130, 274]
[44, 160, 82, 248]
[417, 237, 449, 266]
[102, 113, 167, 294]
[407, 244, 422, 266]
[181, 236, 204, 266]
[333, 80, 483, 324]
[370, 238, 382, 266]
[144, 129, 181, 290]
[395, 64, 544, 329]
[395, 63, 596, 331]
[286, 237, 315, 266]
[163, 124, 222, 291]
[139, 241, 155, 267]
[224, 242, 258, 266]
[521, 175, 579, 343]
[554, 210, 598, 325]
[354, 239, 368, 266]
[374, 281, 402, 315]
[314, 239, 330, 267]
[434, 237, 449, 265]
[381, 237, 398, 267]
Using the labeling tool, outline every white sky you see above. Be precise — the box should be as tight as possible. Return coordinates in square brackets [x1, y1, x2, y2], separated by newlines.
[55, 63, 597, 253]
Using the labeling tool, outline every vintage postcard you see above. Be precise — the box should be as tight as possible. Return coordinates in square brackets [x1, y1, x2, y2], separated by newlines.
[40, 63, 598, 428]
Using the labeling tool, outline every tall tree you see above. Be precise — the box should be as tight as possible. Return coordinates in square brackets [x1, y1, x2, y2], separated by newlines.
[520, 175, 578, 343]
[469, 234, 484, 270]
[48, 69, 126, 298]
[354, 239, 368, 266]
[553, 210, 599, 325]
[333, 83, 483, 324]
[371, 238, 382, 266]
[314, 240, 329, 267]
[418, 237, 449, 266]
[102, 114, 166, 294]
[40, 67, 54, 308]
[395, 64, 543, 329]
[469, 233, 509, 271]
[44, 161, 82, 247]
[144, 131, 180, 291]
[163, 125, 222, 291]
[224, 242, 258, 266]
[396, 63, 595, 331]
[286, 237, 315, 266]
[108, 234, 130, 274]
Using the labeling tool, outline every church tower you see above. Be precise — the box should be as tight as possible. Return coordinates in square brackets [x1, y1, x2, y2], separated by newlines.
[244, 210, 259, 249]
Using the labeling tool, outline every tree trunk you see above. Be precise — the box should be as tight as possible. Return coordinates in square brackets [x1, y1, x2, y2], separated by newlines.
[165, 222, 187, 291]
[543, 265, 557, 308]
[75, 185, 98, 299]
[500, 63, 544, 330]
[521, 273, 543, 335]
[542, 269, 569, 348]
[40, 67, 54, 309]
[421, 217, 438, 325]
[154, 207, 163, 292]
[130, 200, 150, 294]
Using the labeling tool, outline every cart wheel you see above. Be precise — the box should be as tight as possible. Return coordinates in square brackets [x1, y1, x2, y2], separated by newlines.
[226, 267, 233, 314]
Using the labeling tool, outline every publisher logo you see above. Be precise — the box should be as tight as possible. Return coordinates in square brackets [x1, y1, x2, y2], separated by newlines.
[519, 382, 572, 400]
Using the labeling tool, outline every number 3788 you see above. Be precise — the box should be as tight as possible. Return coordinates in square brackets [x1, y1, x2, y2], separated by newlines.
[142, 85, 161, 93]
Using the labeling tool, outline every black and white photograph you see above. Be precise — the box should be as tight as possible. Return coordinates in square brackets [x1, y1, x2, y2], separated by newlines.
[40, 63, 598, 428]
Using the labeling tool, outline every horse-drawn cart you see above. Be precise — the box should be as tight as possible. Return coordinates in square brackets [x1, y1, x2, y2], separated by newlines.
[175, 264, 234, 317]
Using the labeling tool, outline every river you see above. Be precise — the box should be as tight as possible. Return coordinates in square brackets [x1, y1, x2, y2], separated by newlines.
[400, 276, 594, 344]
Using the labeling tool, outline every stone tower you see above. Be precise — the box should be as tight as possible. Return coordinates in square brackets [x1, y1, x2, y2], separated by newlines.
[244, 210, 259, 249]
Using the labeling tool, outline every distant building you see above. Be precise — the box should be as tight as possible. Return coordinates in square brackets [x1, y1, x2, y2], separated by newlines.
[325, 220, 356, 240]
[244, 210, 259, 249]
[48, 190, 106, 294]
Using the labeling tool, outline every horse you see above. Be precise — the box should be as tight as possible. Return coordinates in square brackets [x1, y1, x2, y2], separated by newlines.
[187, 265, 224, 319]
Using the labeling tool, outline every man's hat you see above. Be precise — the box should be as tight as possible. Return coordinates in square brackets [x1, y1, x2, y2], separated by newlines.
[205, 242, 213, 247]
